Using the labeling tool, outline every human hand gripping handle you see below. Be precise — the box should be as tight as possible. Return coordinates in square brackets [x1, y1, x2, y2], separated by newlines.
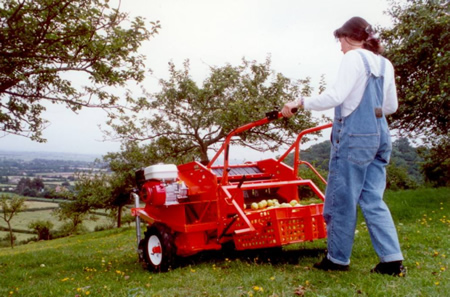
[281, 97, 304, 118]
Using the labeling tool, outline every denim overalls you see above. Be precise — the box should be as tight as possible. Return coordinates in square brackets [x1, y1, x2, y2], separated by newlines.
[323, 51, 404, 265]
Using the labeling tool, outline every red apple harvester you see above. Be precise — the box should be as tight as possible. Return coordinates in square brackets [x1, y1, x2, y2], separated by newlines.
[131, 110, 332, 272]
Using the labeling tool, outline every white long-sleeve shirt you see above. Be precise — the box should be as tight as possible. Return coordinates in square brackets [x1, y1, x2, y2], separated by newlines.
[303, 48, 398, 117]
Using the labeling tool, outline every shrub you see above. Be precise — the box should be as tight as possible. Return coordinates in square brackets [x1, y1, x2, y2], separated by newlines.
[28, 220, 54, 240]
[386, 164, 418, 191]
[121, 213, 135, 227]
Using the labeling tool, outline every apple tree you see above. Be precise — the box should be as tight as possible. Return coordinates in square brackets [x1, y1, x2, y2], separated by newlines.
[380, 0, 449, 185]
[0, 195, 26, 248]
[106, 57, 322, 164]
[381, 0, 449, 138]
[0, 0, 159, 141]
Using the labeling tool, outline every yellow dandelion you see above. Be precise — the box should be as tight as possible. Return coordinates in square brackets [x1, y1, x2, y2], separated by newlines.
[61, 277, 69, 282]
[305, 280, 310, 285]
[441, 267, 446, 271]
[270, 276, 275, 281]
[435, 282, 439, 286]
[252, 286, 263, 292]
[86, 291, 90, 295]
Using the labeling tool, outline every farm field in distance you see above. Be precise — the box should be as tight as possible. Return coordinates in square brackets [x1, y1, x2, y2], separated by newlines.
[0, 150, 114, 244]
[0, 199, 114, 243]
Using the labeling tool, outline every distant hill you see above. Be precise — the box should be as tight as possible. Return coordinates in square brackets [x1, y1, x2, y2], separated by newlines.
[0, 150, 102, 162]
[283, 137, 425, 186]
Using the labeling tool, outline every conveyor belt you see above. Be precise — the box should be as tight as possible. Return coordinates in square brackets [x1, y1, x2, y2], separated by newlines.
[211, 166, 262, 177]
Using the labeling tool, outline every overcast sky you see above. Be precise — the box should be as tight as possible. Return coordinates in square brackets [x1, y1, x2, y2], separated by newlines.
[0, 0, 393, 160]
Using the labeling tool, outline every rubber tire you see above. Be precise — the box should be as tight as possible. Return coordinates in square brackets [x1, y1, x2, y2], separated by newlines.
[142, 223, 176, 272]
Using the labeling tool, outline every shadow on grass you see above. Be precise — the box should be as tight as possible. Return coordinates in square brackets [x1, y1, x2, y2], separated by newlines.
[176, 245, 326, 269]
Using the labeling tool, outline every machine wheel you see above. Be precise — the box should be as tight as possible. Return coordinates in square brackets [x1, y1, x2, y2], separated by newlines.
[142, 223, 176, 272]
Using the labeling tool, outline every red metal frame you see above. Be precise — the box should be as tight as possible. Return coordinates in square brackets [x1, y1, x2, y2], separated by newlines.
[132, 112, 332, 257]
[277, 122, 333, 179]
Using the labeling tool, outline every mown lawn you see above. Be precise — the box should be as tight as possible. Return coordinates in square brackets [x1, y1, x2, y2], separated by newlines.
[0, 187, 448, 297]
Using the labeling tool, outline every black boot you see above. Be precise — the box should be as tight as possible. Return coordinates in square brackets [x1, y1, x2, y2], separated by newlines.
[313, 257, 349, 271]
[371, 261, 406, 276]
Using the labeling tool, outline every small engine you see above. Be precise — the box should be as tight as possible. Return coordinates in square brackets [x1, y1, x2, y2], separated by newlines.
[135, 164, 188, 206]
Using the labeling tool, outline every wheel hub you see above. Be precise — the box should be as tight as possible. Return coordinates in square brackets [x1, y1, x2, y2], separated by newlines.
[147, 235, 162, 265]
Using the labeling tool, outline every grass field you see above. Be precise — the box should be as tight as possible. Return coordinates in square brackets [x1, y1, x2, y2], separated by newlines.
[0, 188, 448, 296]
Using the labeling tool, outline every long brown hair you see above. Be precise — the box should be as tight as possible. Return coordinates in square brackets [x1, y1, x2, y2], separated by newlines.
[334, 17, 383, 54]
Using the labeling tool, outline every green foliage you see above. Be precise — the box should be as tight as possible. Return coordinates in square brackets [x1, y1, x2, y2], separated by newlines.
[120, 213, 135, 227]
[298, 165, 328, 198]
[381, 0, 450, 139]
[0, 188, 449, 296]
[390, 137, 424, 183]
[420, 137, 450, 187]
[0, 194, 26, 247]
[298, 141, 332, 171]
[386, 163, 418, 191]
[103, 142, 173, 192]
[15, 177, 45, 197]
[381, 1, 449, 186]
[107, 57, 322, 163]
[285, 138, 425, 190]
[54, 172, 111, 234]
[66, 170, 135, 229]
[28, 220, 53, 240]
[0, 233, 16, 248]
[0, 0, 160, 141]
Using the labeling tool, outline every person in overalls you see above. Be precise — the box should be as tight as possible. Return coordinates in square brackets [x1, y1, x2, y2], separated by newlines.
[282, 16, 405, 276]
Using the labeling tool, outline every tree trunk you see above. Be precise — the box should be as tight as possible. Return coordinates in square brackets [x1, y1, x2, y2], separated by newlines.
[7, 221, 13, 248]
[117, 205, 123, 228]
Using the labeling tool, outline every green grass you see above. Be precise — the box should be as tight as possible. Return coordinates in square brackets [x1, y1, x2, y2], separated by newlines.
[0, 188, 448, 297]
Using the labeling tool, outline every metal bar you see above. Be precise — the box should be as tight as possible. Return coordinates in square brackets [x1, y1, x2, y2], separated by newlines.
[207, 112, 284, 184]
[278, 123, 333, 164]
[131, 192, 142, 250]
[220, 186, 256, 234]
[299, 160, 328, 185]
[222, 179, 312, 191]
